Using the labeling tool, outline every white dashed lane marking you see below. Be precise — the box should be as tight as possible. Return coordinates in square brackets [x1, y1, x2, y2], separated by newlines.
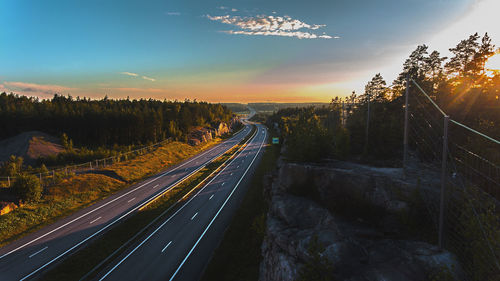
[161, 241, 172, 253]
[29, 247, 48, 259]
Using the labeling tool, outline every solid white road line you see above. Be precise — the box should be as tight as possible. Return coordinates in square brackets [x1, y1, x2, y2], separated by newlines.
[18, 129, 251, 281]
[209, 194, 214, 200]
[161, 241, 172, 253]
[153, 184, 159, 189]
[190, 213, 198, 220]
[29, 247, 48, 259]
[89, 217, 102, 224]
[99, 127, 258, 281]
[169, 128, 266, 281]
[127, 198, 136, 203]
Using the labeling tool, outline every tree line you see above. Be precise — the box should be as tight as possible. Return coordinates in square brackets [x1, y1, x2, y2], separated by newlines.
[269, 32, 500, 164]
[0, 95, 234, 147]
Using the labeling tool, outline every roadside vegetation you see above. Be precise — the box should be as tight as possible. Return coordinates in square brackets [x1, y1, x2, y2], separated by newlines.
[40, 125, 256, 281]
[0, 137, 226, 248]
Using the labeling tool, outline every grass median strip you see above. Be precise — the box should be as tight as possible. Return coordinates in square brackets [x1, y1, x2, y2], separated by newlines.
[40, 125, 256, 281]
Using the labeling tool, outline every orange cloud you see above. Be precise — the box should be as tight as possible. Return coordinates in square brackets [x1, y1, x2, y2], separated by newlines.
[1, 81, 76, 98]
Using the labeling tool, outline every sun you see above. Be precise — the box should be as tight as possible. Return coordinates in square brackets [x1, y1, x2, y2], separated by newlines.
[485, 51, 500, 77]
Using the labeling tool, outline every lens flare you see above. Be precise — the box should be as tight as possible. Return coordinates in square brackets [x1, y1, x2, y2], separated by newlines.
[485, 51, 500, 77]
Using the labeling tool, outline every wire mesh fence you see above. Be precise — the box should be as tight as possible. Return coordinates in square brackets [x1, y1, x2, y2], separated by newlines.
[0, 138, 172, 188]
[405, 79, 500, 281]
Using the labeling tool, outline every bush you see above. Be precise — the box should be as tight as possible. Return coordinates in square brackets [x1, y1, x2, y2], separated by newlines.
[13, 173, 43, 203]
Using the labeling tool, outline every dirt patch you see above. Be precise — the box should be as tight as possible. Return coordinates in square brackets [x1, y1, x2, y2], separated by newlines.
[0, 131, 64, 164]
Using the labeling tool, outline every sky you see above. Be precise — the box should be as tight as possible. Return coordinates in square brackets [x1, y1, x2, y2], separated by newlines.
[0, 0, 499, 102]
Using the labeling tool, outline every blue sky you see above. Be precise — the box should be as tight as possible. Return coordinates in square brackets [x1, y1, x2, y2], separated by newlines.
[0, 0, 497, 102]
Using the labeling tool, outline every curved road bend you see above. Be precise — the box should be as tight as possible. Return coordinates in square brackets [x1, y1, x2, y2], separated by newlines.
[0, 123, 254, 281]
[96, 123, 267, 281]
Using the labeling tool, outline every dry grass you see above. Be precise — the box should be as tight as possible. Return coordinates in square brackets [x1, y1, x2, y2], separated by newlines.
[0, 174, 124, 247]
[109, 140, 219, 182]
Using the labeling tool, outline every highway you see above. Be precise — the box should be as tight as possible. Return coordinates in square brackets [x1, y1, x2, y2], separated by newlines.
[95, 123, 267, 281]
[0, 124, 254, 281]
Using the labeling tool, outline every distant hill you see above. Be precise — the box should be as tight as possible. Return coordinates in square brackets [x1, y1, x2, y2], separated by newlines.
[249, 102, 330, 113]
[222, 102, 330, 114]
[0, 131, 65, 164]
[221, 103, 249, 113]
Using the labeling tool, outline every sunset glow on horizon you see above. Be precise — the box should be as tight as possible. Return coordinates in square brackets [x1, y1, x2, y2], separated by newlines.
[1, 0, 499, 103]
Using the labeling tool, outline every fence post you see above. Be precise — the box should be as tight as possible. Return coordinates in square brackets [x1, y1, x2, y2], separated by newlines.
[90, 162, 92, 170]
[403, 75, 410, 170]
[365, 94, 370, 153]
[7, 176, 10, 187]
[438, 115, 449, 250]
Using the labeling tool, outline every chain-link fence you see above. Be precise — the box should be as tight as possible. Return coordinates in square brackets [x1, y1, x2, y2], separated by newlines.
[404, 79, 500, 281]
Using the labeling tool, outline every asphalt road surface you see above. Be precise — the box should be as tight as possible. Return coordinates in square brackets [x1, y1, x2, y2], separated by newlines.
[95, 123, 268, 281]
[0, 124, 254, 281]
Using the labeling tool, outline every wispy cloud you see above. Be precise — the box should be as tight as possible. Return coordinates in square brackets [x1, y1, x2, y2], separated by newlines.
[113, 87, 165, 93]
[142, 76, 156, 82]
[1, 81, 76, 97]
[120, 72, 156, 82]
[224, 30, 333, 39]
[166, 12, 181, 16]
[217, 6, 238, 12]
[120, 72, 139, 77]
[206, 14, 337, 39]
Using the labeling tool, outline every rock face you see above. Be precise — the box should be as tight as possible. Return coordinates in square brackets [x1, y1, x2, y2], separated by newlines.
[259, 161, 463, 281]
[187, 122, 231, 146]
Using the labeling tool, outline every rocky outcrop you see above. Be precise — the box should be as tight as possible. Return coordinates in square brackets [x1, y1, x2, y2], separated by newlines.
[187, 122, 231, 146]
[188, 127, 213, 146]
[260, 161, 463, 281]
[214, 122, 230, 137]
[0, 202, 18, 215]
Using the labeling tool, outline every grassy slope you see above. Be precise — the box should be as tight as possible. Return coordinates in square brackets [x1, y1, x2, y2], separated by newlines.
[201, 134, 280, 281]
[0, 138, 222, 248]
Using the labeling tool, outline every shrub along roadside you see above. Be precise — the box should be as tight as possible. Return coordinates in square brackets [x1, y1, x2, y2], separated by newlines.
[12, 173, 42, 203]
[39, 125, 256, 281]
[201, 129, 280, 281]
